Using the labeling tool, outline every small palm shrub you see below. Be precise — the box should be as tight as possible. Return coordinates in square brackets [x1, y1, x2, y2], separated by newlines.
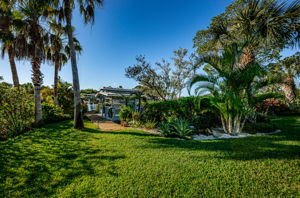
[119, 106, 132, 121]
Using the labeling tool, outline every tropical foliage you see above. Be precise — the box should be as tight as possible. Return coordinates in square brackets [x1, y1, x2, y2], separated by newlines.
[189, 43, 267, 135]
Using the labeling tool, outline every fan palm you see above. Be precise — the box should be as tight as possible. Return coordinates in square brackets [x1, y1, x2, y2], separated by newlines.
[189, 43, 264, 135]
[47, 0, 103, 129]
[194, 0, 300, 65]
[268, 52, 300, 106]
[14, 0, 50, 126]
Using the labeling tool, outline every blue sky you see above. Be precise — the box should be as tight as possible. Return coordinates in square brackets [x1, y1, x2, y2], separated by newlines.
[0, 0, 298, 90]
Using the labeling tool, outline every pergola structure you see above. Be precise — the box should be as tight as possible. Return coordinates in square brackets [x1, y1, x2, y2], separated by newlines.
[95, 87, 142, 120]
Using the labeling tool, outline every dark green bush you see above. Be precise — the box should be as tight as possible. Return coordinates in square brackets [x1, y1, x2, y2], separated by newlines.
[142, 97, 219, 131]
[243, 122, 277, 134]
[42, 103, 72, 124]
[159, 121, 174, 137]
[0, 87, 34, 140]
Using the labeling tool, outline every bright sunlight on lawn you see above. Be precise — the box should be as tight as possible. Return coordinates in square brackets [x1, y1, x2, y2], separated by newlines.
[0, 117, 299, 197]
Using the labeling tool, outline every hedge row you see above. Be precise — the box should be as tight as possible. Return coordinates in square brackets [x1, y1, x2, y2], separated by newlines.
[141, 96, 220, 131]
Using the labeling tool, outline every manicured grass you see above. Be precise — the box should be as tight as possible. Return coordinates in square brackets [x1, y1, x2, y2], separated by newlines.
[0, 117, 299, 197]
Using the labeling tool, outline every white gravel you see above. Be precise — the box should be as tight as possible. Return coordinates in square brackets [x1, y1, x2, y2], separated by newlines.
[192, 130, 281, 140]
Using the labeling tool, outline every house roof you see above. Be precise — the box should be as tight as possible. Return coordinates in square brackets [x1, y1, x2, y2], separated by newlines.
[96, 87, 141, 97]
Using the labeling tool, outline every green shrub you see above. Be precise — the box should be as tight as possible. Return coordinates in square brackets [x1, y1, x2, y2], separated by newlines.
[143, 121, 157, 129]
[42, 103, 71, 124]
[119, 106, 132, 121]
[171, 119, 194, 137]
[132, 111, 141, 122]
[142, 97, 219, 131]
[243, 122, 277, 134]
[0, 87, 34, 139]
[131, 120, 142, 128]
[159, 121, 174, 137]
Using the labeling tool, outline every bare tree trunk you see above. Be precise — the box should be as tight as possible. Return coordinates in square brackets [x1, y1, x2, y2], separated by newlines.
[31, 57, 43, 126]
[54, 61, 59, 106]
[65, 0, 84, 129]
[8, 47, 19, 87]
[282, 76, 296, 107]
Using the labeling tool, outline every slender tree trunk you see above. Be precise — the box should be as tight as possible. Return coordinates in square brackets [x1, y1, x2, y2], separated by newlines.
[54, 61, 59, 106]
[282, 76, 296, 107]
[8, 47, 19, 87]
[65, 0, 84, 129]
[220, 116, 228, 134]
[138, 97, 141, 112]
[228, 115, 233, 135]
[31, 57, 43, 126]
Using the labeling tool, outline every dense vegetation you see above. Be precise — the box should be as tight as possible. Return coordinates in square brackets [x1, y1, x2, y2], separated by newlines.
[0, 117, 299, 197]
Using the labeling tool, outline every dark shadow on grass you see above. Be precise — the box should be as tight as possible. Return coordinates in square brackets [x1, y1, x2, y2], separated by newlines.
[0, 120, 125, 197]
[83, 127, 158, 137]
[137, 117, 300, 161]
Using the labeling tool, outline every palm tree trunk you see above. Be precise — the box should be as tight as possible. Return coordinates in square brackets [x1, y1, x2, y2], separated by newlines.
[239, 47, 255, 69]
[54, 61, 59, 106]
[8, 46, 19, 87]
[65, 0, 84, 129]
[31, 57, 43, 126]
[282, 76, 296, 107]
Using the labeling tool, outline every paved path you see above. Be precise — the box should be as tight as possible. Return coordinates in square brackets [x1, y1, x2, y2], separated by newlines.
[86, 114, 125, 131]
[86, 113, 161, 135]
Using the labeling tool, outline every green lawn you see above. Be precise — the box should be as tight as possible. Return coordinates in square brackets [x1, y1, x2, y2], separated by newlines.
[0, 117, 299, 197]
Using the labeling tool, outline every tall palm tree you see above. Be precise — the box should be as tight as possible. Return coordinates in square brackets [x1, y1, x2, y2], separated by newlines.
[0, 6, 20, 87]
[15, 0, 50, 126]
[46, 20, 82, 106]
[268, 52, 300, 107]
[49, 0, 103, 129]
[189, 43, 264, 135]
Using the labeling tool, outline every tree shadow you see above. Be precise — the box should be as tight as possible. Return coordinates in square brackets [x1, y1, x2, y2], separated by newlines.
[83, 127, 158, 137]
[0, 121, 125, 197]
[137, 117, 300, 161]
